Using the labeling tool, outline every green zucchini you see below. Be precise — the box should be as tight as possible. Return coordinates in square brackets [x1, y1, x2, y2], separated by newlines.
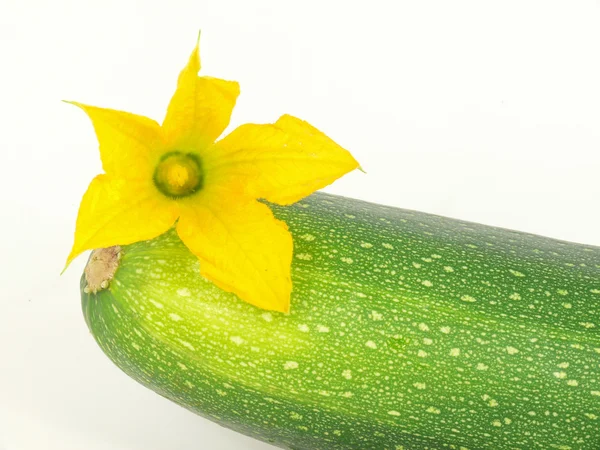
[81, 192, 600, 450]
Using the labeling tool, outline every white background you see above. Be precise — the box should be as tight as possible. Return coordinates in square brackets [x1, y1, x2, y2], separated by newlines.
[2, 0, 600, 449]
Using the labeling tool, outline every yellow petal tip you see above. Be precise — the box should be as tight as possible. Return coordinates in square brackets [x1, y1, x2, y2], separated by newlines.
[186, 32, 201, 75]
[253, 295, 291, 314]
[62, 100, 86, 110]
[279, 300, 291, 314]
[61, 253, 76, 275]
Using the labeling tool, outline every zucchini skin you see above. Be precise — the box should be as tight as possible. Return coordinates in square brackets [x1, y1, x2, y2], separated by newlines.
[82, 192, 600, 450]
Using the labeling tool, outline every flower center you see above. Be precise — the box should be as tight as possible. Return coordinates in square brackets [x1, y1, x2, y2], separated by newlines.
[153, 152, 204, 198]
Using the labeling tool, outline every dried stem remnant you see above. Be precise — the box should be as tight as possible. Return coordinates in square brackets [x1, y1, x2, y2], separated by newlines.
[84, 246, 122, 294]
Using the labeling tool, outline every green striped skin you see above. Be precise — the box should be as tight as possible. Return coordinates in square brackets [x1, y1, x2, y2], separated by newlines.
[82, 192, 600, 450]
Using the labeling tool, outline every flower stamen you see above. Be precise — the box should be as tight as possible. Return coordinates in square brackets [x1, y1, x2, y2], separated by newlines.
[153, 151, 204, 198]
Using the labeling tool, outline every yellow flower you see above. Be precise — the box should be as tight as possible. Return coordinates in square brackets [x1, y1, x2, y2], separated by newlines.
[65, 36, 359, 313]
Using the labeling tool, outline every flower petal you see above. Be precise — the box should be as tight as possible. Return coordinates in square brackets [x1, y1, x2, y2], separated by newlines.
[65, 102, 164, 179]
[65, 175, 178, 267]
[176, 190, 293, 312]
[162, 38, 240, 151]
[209, 114, 360, 205]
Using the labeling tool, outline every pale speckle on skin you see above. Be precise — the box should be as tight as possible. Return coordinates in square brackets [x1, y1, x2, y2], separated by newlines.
[591, 391, 600, 396]
[417, 350, 428, 358]
[261, 312, 273, 322]
[169, 313, 183, 322]
[149, 300, 164, 309]
[426, 406, 441, 414]
[176, 288, 191, 297]
[299, 233, 315, 241]
[492, 420, 502, 427]
[476, 363, 489, 371]
[567, 380, 579, 387]
[509, 269, 526, 277]
[506, 346, 519, 355]
[443, 266, 454, 272]
[284, 361, 299, 370]
[341, 257, 354, 264]
[450, 348, 461, 357]
[461, 295, 477, 303]
[317, 325, 330, 333]
[423, 338, 433, 345]
[382, 243, 394, 249]
[557, 289, 569, 296]
[298, 324, 310, 332]
[296, 253, 313, 261]
[360, 242, 373, 248]
[412, 262, 422, 269]
[418, 323, 430, 332]
[230, 336, 245, 345]
[440, 326, 451, 334]
[563, 303, 573, 309]
[509, 293, 521, 301]
[177, 340, 195, 351]
[421, 280, 433, 287]
[413, 382, 426, 390]
[342, 369, 352, 380]
[388, 410, 401, 416]
[365, 340, 378, 349]
[554, 372, 567, 379]
[558, 362, 569, 369]
[370, 310, 383, 321]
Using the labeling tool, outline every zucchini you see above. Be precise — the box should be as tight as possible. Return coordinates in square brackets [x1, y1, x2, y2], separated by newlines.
[81, 192, 600, 450]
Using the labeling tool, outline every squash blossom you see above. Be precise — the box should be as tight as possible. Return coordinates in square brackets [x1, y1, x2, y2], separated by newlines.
[65, 36, 359, 312]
